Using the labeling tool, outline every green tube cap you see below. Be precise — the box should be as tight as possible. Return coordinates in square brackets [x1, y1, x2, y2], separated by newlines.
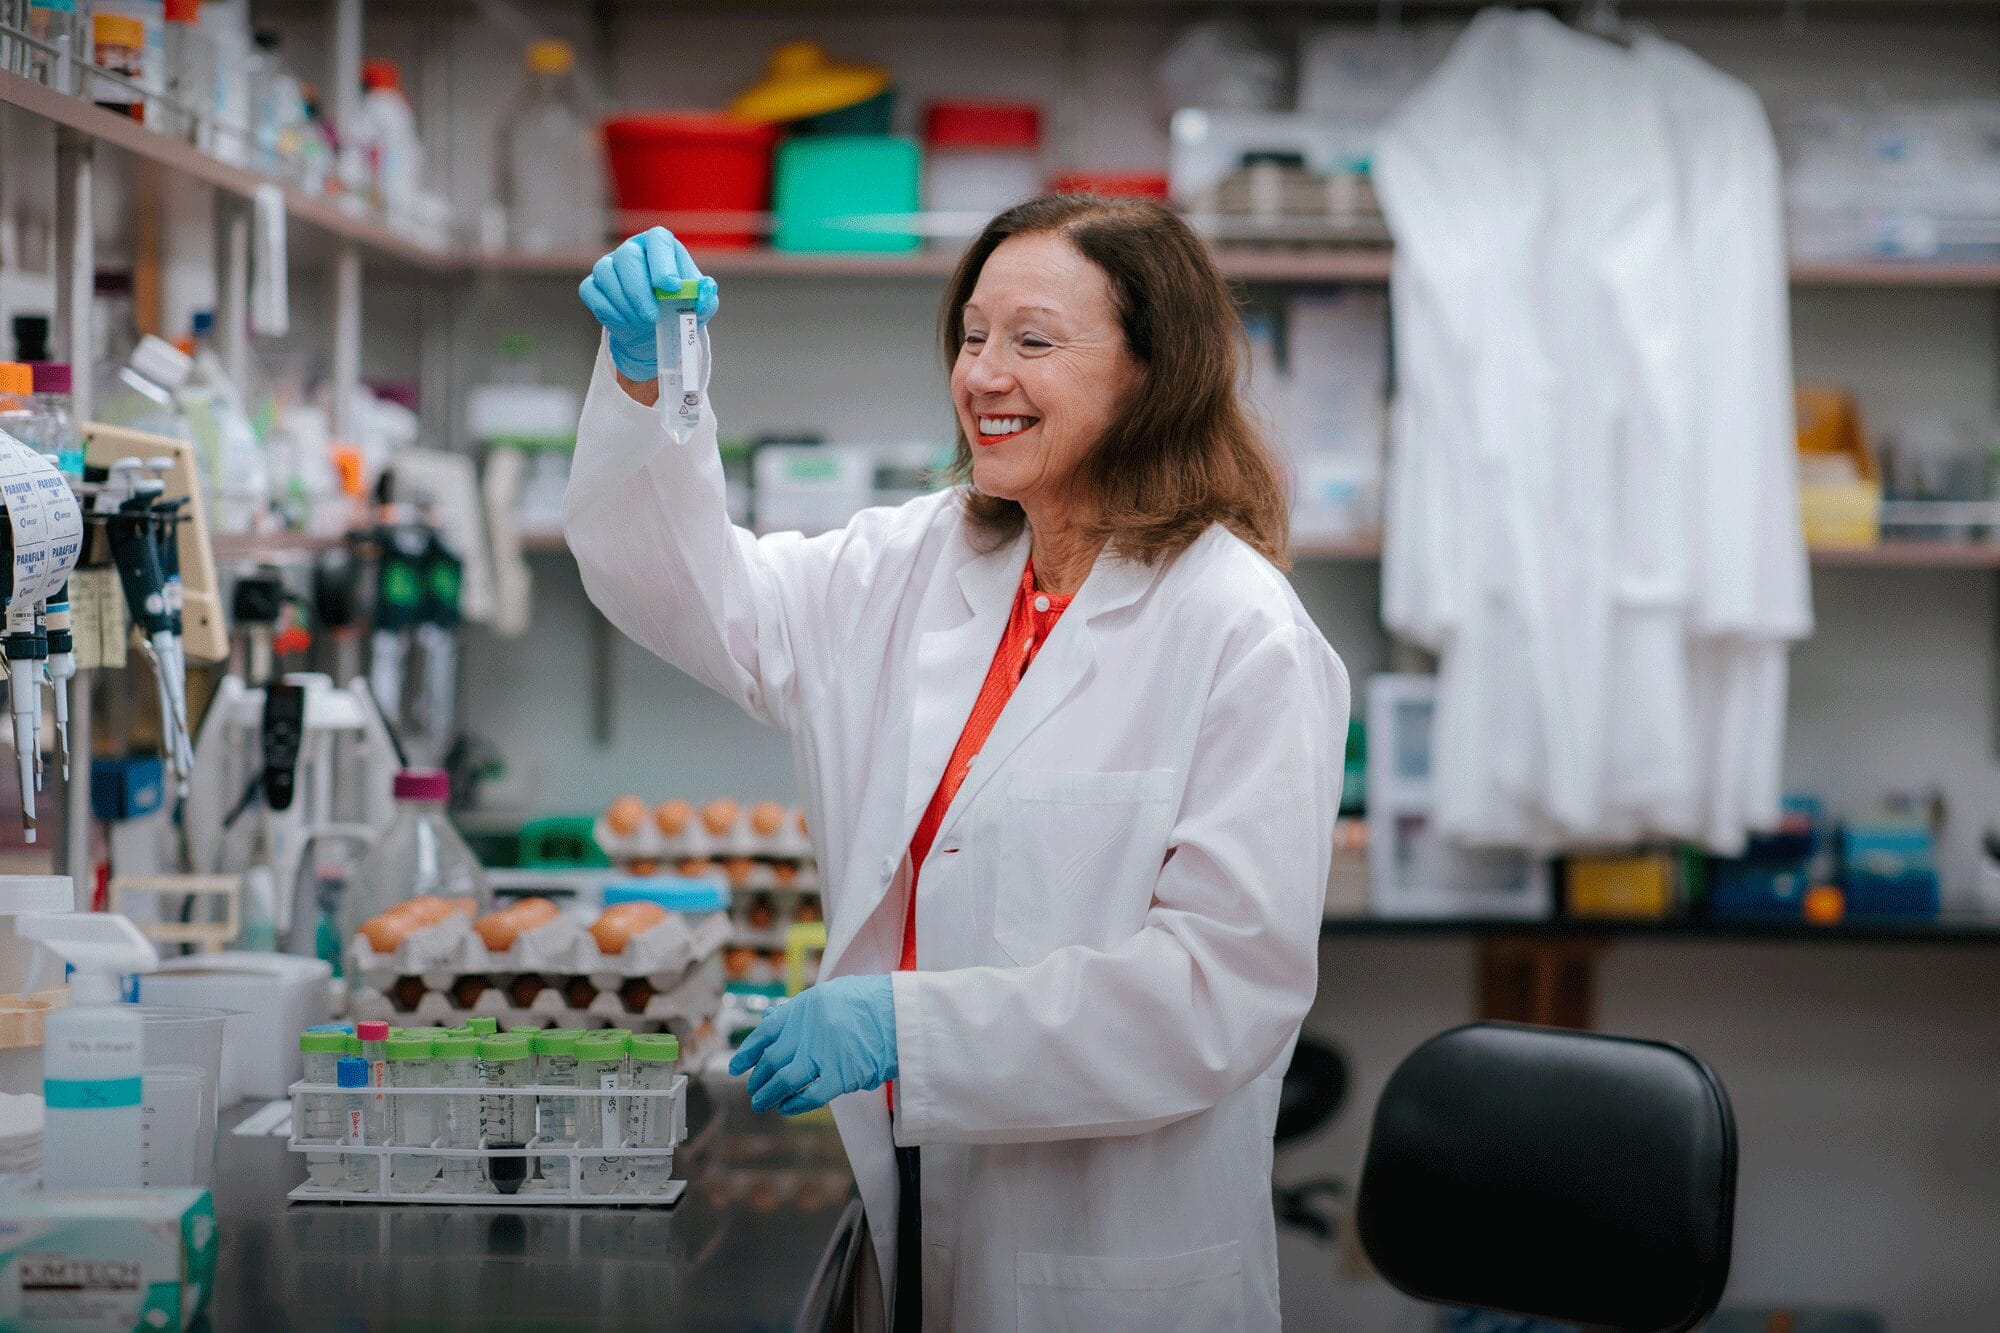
[385, 1032, 435, 1060]
[655, 278, 702, 305]
[575, 1030, 630, 1061]
[629, 1033, 680, 1063]
[532, 1029, 582, 1057]
[300, 1031, 349, 1055]
[480, 1033, 533, 1063]
[432, 1031, 481, 1058]
[466, 1016, 500, 1036]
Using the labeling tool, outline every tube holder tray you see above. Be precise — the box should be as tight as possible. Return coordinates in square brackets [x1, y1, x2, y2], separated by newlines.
[285, 1074, 688, 1207]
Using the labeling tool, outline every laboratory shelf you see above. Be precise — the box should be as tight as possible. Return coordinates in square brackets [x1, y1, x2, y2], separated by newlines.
[1320, 915, 2000, 944]
[481, 244, 2000, 290]
[518, 532, 2000, 569]
[210, 530, 351, 562]
[0, 68, 456, 272]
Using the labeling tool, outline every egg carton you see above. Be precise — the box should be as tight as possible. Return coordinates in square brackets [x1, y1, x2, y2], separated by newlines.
[593, 802, 815, 864]
[708, 861, 823, 894]
[348, 909, 733, 992]
[349, 954, 726, 1033]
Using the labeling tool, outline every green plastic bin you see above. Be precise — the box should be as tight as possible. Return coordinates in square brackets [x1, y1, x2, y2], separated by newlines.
[516, 815, 611, 870]
[773, 134, 921, 253]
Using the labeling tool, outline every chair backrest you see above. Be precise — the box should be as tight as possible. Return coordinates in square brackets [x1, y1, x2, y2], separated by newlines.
[1356, 1022, 1736, 1333]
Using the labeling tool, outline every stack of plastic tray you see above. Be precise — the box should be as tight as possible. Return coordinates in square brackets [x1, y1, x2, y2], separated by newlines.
[345, 892, 731, 1032]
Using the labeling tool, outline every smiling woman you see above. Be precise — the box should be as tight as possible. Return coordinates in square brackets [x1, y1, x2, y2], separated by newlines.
[568, 196, 1348, 1333]
[940, 194, 1293, 578]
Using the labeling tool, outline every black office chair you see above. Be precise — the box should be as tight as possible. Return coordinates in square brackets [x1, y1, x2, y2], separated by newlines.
[1357, 1023, 1737, 1333]
[1272, 1035, 1351, 1241]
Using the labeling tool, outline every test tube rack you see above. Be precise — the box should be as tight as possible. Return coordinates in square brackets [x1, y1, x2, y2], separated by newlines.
[285, 1075, 689, 1206]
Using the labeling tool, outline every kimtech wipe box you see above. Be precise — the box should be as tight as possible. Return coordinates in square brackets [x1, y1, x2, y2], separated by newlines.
[0, 1189, 217, 1332]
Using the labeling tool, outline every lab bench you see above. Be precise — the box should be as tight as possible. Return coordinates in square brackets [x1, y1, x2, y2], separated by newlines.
[207, 1077, 861, 1330]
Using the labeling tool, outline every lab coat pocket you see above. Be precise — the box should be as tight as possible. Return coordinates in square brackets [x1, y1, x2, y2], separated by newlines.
[994, 769, 1177, 967]
[1015, 1242, 1245, 1333]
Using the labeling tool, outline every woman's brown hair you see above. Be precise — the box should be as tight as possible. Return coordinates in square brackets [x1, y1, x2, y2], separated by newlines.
[939, 193, 1291, 570]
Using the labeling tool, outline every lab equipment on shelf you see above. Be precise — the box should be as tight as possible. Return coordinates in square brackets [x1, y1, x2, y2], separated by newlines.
[286, 1024, 687, 1205]
[601, 114, 778, 250]
[494, 39, 606, 251]
[922, 101, 1044, 226]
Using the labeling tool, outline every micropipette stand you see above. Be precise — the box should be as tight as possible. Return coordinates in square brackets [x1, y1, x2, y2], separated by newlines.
[183, 672, 397, 945]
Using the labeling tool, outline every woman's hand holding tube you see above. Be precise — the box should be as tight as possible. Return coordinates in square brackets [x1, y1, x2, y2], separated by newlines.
[729, 975, 899, 1115]
[577, 226, 720, 383]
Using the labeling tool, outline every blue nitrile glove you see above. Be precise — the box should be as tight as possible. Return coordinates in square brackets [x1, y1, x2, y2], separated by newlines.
[577, 226, 720, 382]
[729, 975, 899, 1115]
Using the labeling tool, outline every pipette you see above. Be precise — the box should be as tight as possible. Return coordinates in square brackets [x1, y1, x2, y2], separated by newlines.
[44, 582, 74, 781]
[5, 599, 39, 836]
[654, 279, 709, 445]
[147, 472, 194, 780]
[413, 524, 462, 757]
[100, 461, 192, 793]
[367, 518, 426, 727]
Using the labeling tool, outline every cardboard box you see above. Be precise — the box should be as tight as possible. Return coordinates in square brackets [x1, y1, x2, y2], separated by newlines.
[0, 1189, 216, 1332]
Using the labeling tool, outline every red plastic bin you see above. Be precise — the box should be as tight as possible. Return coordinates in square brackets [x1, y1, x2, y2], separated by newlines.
[1048, 171, 1171, 200]
[602, 114, 779, 249]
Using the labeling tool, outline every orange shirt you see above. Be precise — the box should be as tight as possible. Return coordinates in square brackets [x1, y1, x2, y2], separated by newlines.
[901, 561, 1074, 973]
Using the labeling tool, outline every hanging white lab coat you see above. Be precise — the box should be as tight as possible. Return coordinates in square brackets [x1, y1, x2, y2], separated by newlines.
[1373, 10, 1809, 854]
[564, 343, 1349, 1331]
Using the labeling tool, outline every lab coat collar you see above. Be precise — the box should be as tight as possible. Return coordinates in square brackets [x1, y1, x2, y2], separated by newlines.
[928, 538, 1161, 843]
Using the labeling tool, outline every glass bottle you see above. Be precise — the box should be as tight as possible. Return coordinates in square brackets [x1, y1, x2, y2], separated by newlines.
[338, 769, 491, 959]
[495, 40, 606, 251]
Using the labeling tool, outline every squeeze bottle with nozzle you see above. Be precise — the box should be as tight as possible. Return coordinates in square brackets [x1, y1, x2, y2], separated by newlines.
[16, 911, 161, 1191]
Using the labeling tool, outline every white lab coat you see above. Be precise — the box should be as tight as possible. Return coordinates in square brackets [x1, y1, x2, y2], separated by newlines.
[1373, 11, 1809, 854]
[564, 343, 1349, 1331]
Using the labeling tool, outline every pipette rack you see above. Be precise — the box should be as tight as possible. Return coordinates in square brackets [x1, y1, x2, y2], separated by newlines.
[285, 1074, 689, 1206]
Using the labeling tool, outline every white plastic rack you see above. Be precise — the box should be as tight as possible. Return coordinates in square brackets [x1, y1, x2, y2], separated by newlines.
[285, 1075, 690, 1207]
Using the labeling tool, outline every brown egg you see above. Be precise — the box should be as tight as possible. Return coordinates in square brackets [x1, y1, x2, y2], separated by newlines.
[750, 801, 785, 838]
[676, 858, 715, 878]
[620, 978, 657, 1014]
[654, 799, 692, 837]
[724, 948, 756, 980]
[724, 857, 757, 888]
[606, 795, 647, 838]
[449, 975, 490, 1009]
[388, 975, 428, 1012]
[563, 976, 597, 1009]
[474, 897, 559, 950]
[701, 799, 740, 837]
[794, 898, 822, 924]
[771, 861, 798, 887]
[626, 858, 662, 877]
[589, 901, 667, 955]
[747, 895, 778, 930]
[508, 974, 548, 1008]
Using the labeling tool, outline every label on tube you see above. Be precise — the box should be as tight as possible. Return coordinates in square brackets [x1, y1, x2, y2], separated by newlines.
[0, 434, 83, 607]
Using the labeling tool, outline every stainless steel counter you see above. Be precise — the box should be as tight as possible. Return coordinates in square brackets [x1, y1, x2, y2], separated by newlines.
[206, 1077, 863, 1330]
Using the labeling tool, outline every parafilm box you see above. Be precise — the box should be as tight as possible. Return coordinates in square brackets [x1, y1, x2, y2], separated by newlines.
[0, 1189, 217, 1332]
